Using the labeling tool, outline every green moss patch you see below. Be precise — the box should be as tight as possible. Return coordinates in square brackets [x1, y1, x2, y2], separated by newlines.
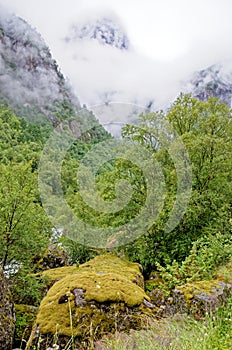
[80, 254, 144, 288]
[35, 254, 148, 344]
[176, 280, 226, 304]
[37, 254, 144, 288]
[40, 265, 79, 282]
[173, 280, 232, 317]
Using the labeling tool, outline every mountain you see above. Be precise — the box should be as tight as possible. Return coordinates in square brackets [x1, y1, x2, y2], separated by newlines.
[65, 16, 129, 50]
[183, 61, 232, 108]
[3, 7, 230, 138]
[63, 14, 157, 136]
[0, 7, 81, 126]
[65, 14, 232, 114]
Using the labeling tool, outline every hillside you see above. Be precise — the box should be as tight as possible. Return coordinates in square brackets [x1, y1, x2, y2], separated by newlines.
[0, 7, 80, 125]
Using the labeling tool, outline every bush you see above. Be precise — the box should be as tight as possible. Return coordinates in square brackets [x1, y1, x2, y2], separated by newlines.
[11, 268, 47, 306]
[156, 232, 232, 292]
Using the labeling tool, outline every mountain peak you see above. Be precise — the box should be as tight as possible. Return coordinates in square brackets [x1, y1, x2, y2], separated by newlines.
[184, 61, 232, 107]
[65, 16, 129, 50]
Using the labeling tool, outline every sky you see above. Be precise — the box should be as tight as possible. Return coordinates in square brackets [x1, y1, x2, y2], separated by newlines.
[1, 0, 232, 110]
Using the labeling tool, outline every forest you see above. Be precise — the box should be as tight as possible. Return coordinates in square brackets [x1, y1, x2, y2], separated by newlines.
[0, 93, 232, 349]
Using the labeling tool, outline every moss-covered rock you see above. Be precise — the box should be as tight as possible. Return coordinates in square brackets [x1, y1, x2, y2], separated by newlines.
[36, 265, 80, 293]
[40, 265, 79, 282]
[80, 254, 144, 289]
[32, 243, 69, 272]
[37, 254, 144, 293]
[167, 280, 232, 318]
[30, 255, 149, 349]
[0, 267, 15, 350]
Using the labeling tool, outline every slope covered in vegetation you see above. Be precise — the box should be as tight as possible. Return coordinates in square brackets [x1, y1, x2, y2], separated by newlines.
[0, 94, 231, 349]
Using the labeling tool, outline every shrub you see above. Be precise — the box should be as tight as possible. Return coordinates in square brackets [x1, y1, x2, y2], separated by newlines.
[156, 232, 232, 292]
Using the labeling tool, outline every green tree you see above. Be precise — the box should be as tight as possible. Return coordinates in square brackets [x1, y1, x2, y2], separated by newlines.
[0, 163, 51, 270]
[118, 95, 232, 273]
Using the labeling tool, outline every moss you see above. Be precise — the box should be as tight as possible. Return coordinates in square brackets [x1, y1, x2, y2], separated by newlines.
[176, 280, 223, 305]
[80, 254, 144, 288]
[39, 265, 79, 282]
[178, 280, 222, 293]
[36, 272, 147, 336]
[35, 303, 145, 349]
[37, 254, 144, 287]
[35, 255, 148, 342]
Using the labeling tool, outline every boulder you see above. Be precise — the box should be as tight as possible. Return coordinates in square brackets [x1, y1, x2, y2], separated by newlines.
[39, 265, 80, 286]
[0, 267, 15, 350]
[29, 255, 151, 349]
[32, 244, 69, 272]
[145, 263, 232, 319]
[166, 280, 232, 318]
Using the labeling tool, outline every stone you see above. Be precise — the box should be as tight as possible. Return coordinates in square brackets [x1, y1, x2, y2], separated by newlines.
[32, 244, 69, 272]
[28, 254, 150, 349]
[0, 267, 15, 350]
[166, 280, 232, 318]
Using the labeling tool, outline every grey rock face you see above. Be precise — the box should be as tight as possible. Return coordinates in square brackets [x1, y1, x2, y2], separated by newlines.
[66, 17, 129, 50]
[184, 62, 232, 107]
[0, 267, 15, 350]
[0, 8, 80, 124]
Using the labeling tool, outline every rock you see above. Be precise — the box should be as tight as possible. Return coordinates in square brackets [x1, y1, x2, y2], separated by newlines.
[184, 62, 232, 108]
[71, 288, 87, 307]
[166, 280, 232, 318]
[0, 267, 15, 350]
[66, 17, 130, 50]
[149, 288, 166, 308]
[0, 9, 81, 125]
[32, 244, 69, 272]
[143, 299, 156, 309]
[29, 255, 150, 349]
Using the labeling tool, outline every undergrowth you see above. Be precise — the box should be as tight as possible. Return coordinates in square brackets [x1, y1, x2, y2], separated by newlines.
[155, 233, 232, 293]
[98, 296, 232, 350]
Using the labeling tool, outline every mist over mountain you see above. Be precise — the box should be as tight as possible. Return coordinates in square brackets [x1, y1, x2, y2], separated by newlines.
[183, 61, 232, 108]
[1, 5, 231, 137]
[0, 6, 80, 125]
[65, 16, 129, 51]
[62, 11, 232, 114]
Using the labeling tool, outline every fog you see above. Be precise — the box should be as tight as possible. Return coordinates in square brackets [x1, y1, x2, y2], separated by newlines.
[1, 0, 232, 123]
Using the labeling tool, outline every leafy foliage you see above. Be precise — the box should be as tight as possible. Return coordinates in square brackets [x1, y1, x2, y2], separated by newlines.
[118, 95, 232, 274]
[0, 163, 51, 270]
[11, 267, 48, 306]
[1, 94, 232, 311]
[156, 232, 232, 291]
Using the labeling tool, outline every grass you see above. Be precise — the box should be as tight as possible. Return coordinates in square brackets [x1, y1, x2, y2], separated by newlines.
[96, 297, 232, 350]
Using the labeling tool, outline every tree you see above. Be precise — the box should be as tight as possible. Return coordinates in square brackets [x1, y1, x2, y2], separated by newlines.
[0, 163, 51, 271]
[118, 95, 232, 273]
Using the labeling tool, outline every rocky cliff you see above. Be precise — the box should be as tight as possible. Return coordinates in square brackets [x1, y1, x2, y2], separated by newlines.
[0, 7, 80, 125]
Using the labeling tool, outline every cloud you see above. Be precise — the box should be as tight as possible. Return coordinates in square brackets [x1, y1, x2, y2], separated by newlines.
[41, 6, 185, 111]
[1, 0, 232, 133]
[0, 5, 80, 125]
